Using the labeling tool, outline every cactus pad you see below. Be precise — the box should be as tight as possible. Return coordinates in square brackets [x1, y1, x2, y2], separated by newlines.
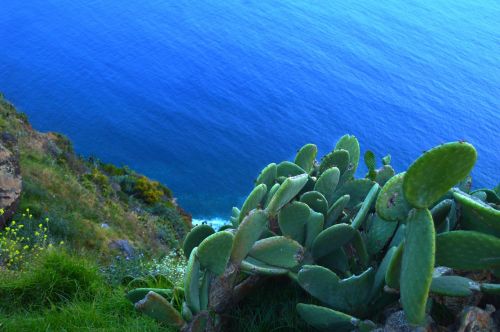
[400, 208, 435, 325]
[351, 183, 379, 229]
[278, 201, 310, 244]
[183, 225, 215, 259]
[266, 174, 309, 216]
[435, 231, 500, 270]
[335, 134, 360, 177]
[453, 190, 500, 236]
[184, 248, 201, 313]
[277, 161, 306, 178]
[256, 163, 277, 189]
[312, 223, 356, 259]
[430, 276, 475, 297]
[296, 303, 359, 332]
[249, 236, 304, 268]
[231, 209, 268, 264]
[300, 191, 328, 217]
[134, 291, 185, 328]
[376, 173, 411, 221]
[365, 214, 398, 256]
[314, 167, 340, 205]
[403, 142, 477, 208]
[385, 243, 403, 289]
[238, 184, 267, 223]
[294, 143, 317, 173]
[298, 265, 374, 313]
[305, 210, 324, 248]
[197, 231, 234, 275]
[319, 149, 350, 175]
[325, 194, 350, 227]
[332, 179, 376, 210]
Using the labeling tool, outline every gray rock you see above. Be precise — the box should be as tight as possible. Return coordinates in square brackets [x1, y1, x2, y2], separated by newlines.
[108, 239, 135, 258]
[0, 143, 21, 227]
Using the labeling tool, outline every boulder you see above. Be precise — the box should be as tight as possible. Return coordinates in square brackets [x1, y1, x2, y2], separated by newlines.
[0, 142, 21, 227]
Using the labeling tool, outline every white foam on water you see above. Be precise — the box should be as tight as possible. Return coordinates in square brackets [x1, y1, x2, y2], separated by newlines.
[192, 217, 228, 230]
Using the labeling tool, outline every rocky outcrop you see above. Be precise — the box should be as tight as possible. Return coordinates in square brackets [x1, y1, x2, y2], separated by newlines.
[0, 142, 21, 227]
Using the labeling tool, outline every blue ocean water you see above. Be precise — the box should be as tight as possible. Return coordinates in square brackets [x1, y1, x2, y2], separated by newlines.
[1, 1, 499, 222]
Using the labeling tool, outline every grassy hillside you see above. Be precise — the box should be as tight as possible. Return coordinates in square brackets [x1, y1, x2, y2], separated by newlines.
[0, 93, 191, 258]
[0, 94, 191, 331]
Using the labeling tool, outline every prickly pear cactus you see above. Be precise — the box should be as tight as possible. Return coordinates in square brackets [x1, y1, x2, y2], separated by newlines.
[127, 136, 499, 332]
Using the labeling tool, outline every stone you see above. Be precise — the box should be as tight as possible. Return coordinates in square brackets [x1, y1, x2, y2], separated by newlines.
[456, 305, 498, 332]
[0, 142, 21, 227]
[109, 239, 135, 258]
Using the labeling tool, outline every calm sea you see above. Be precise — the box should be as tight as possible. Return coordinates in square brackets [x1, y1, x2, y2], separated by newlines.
[1, 0, 499, 223]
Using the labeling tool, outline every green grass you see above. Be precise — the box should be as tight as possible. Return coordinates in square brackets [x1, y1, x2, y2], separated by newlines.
[0, 250, 175, 331]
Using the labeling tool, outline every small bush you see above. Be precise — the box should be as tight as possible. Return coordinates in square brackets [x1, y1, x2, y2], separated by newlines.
[134, 176, 165, 204]
[0, 209, 55, 270]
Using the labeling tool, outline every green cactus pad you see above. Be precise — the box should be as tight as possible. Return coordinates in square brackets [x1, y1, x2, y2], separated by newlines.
[435, 231, 500, 270]
[403, 142, 477, 208]
[298, 265, 374, 313]
[471, 189, 500, 204]
[351, 183, 379, 229]
[431, 199, 453, 226]
[249, 236, 304, 268]
[453, 190, 500, 236]
[365, 214, 398, 256]
[238, 184, 268, 223]
[364, 150, 376, 173]
[430, 276, 475, 297]
[184, 248, 201, 313]
[278, 201, 310, 244]
[134, 291, 185, 328]
[374, 165, 395, 186]
[375, 173, 412, 221]
[199, 271, 211, 310]
[314, 167, 340, 205]
[312, 223, 356, 259]
[183, 225, 215, 259]
[255, 162, 277, 189]
[300, 191, 328, 217]
[277, 161, 306, 178]
[231, 209, 268, 264]
[317, 248, 349, 274]
[266, 174, 309, 216]
[400, 208, 435, 325]
[230, 207, 240, 226]
[240, 257, 289, 275]
[382, 154, 391, 165]
[332, 179, 376, 210]
[370, 246, 397, 299]
[296, 304, 359, 332]
[388, 224, 406, 248]
[385, 243, 403, 289]
[305, 210, 324, 249]
[335, 134, 360, 176]
[197, 231, 234, 275]
[319, 149, 350, 175]
[127, 288, 173, 304]
[480, 283, 500, 295]
[181, 301, 193, 322]
[352, 231, 369, 268]
[264, 183, 280, 208]
[294, 143, 317, 173]
[325, 194, 350, 228]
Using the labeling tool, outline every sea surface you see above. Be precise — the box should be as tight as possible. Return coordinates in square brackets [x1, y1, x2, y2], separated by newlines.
[1, 0, 499, 224]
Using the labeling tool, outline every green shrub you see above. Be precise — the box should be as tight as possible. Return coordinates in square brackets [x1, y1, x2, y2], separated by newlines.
[135, 176, 165, 204]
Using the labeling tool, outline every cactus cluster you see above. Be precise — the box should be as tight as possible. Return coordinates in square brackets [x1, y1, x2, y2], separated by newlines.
[127, 135, 500, 331]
